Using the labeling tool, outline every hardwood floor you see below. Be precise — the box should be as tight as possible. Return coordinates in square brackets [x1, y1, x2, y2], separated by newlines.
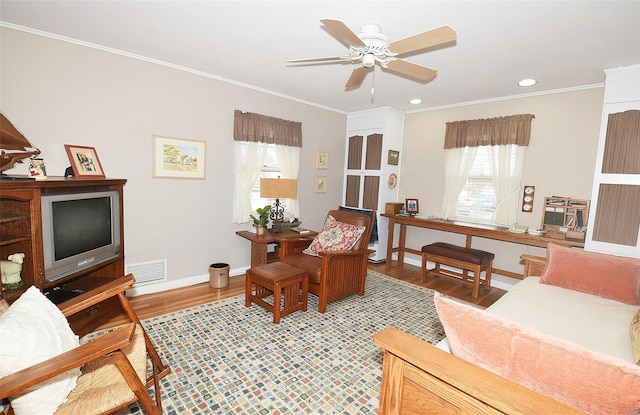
[101, 261, 506, 329]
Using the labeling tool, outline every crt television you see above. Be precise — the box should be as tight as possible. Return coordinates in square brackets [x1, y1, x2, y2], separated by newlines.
[41, 190, 121, 283]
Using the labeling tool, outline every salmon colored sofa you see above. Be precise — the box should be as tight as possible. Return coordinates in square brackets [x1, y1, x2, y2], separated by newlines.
[376, 244, 640, 415]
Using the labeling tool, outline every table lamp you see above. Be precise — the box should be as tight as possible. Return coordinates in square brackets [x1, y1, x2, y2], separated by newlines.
[260, 177, 297, 232]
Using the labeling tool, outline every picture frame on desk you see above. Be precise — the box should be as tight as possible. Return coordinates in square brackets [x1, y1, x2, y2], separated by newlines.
[406, 198, 419, 215]
[64, 144, 105, 178]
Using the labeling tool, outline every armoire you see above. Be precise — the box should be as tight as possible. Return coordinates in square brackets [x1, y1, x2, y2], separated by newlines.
[585, 64, 640, 258]
[342, 107, 404, 262]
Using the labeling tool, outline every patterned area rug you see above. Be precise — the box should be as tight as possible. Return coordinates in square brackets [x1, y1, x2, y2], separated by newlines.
[127, 271, 445, 414]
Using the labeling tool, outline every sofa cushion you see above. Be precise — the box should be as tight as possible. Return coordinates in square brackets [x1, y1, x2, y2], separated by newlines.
[0, 286, 81, 415]
[632, 309, 640, 365]
[540, 244, 640, 305]
[435, 292, 640, 415]
[303, 214, 365, 257]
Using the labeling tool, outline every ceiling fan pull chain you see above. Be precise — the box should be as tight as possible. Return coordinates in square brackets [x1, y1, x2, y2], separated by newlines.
[371, 68, 376, 98]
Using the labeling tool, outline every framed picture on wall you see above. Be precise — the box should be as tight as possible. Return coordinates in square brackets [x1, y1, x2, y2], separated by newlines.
[153, 135, 206, 179]
[315, 175, 327, 193]
[316, 151, 328, 169]
[64, 144, 105, 178]
[405, 198, 419, 215]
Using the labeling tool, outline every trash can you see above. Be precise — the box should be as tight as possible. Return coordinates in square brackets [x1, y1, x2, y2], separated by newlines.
[209, 263, 229, 288]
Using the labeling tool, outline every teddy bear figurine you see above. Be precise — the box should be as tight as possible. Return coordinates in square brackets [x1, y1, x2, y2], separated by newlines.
[1, 253, 25, 290]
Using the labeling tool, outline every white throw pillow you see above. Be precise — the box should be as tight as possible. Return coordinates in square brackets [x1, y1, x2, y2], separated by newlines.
[0, 286, 80, 415]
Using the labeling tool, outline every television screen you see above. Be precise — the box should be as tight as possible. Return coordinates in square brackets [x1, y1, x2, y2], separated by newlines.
[52, 197, 113, 261]
[42, 190, 121, 283]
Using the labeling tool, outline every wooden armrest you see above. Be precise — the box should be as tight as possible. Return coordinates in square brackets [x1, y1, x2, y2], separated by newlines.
[374, 328, 581, 414]
[318, 248, 375, 257]
[520, 254, 547, 278]
[58, 274, 135, 317]
[0, 323, 136, 398]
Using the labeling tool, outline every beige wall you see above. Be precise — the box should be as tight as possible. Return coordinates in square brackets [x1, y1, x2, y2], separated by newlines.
[0, 28, 347, 291]
[399, 88, 604, 287]
[1, 27, 607, 292]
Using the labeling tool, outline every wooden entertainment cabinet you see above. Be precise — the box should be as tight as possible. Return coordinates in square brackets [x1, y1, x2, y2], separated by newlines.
[0, 177, 126, 334]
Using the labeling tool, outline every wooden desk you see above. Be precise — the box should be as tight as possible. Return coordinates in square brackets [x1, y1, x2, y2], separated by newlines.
[236, 229, 318, 267]
[383, 214, 584, 279]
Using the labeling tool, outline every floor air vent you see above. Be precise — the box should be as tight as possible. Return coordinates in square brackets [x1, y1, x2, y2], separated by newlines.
[125, 259, 167, 286]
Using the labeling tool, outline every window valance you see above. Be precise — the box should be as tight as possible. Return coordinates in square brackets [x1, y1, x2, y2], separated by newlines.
[233, 110, 302, 147]
[444, 114, 535, 149]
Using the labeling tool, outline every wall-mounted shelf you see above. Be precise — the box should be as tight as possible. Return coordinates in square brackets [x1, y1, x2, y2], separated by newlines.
[541, 196, 590, 241]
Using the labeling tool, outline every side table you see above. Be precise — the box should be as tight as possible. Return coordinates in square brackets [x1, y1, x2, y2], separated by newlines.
[235, 229, 317, 267]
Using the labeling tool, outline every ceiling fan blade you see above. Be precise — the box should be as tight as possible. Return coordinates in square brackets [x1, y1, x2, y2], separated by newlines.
[385, 59, 437, 82]
[388, 25, 457, 55]
[345, 66, 370, 90]
[321, 19, 366, 48]
[287, 56, 345, 64]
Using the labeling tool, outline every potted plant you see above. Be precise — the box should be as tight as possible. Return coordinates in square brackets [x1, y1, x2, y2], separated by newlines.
[250, 204, 271, 235]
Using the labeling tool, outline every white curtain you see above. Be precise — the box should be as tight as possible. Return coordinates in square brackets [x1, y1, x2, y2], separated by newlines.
[442, 146, 478, 218]
[232, 141, 267, 223]
[275, 144, 301, 218]
[490, 145, 526, 225]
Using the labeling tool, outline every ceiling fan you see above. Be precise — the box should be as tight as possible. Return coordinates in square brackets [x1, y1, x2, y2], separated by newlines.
[287, 19, 457, 90]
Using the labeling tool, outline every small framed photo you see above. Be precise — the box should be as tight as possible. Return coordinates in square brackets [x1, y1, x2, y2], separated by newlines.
[388, 150, 400, 166]
[64, 145, 105, 178]
[153, 135, 206, 179]
[315, 175, 327, 193]
[405, 198, 419, 215]
[316, 151, 328, 169]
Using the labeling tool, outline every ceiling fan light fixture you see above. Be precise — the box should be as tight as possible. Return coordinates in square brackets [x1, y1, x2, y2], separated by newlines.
[362, 53, 376, 68]
[518, 78, 537, 87]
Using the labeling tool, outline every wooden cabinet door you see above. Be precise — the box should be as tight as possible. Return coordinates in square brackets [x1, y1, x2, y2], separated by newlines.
[586, 105, 640, 257]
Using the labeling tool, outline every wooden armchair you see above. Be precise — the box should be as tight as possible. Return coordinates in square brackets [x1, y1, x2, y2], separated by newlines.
[279, 209, 375, 313]
[0, 274, 170, 415]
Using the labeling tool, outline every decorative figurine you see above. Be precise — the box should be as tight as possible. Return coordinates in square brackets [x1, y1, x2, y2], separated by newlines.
[28, 157, 47, 180]
[1, 253, 25, 289]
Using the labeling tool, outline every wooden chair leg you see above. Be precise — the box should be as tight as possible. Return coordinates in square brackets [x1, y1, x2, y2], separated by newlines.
[117, 293, 170, 388]
[112, 350, 161, 415]
[273, 282, 282, 324]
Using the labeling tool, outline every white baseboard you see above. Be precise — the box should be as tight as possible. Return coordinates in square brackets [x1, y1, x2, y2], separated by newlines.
[127, 265, 249, 297]
[127, 257, 517, 298]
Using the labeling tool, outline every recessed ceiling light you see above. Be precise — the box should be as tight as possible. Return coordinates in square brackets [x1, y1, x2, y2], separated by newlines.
[518, 78, 537, 87]
[409, 98, 422, 104]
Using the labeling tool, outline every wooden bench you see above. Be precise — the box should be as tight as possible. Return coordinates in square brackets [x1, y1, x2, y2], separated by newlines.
[421, 242, 494, 298]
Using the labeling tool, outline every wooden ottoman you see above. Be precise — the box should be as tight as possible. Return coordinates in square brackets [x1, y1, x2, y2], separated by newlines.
[245, 262, 309, 323]
[421, 242, 494, 298]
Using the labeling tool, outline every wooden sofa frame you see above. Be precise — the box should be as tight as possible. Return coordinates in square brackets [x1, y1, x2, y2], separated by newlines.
[373, 328, 583, 415]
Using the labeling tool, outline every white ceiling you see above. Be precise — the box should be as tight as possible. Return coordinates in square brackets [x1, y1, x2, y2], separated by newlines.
[1, 1, 639, 113]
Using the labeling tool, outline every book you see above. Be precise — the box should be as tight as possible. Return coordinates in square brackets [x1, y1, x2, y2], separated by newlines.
[291, 227, 311, 234]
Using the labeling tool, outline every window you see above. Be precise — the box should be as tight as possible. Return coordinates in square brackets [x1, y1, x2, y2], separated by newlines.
[455, 145, 518, 222]
[442, 115, 533, 226]
[250, 144, 281, 212]
[456, 147, 496, 222]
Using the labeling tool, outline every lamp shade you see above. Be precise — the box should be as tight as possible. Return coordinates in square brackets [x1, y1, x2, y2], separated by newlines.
[260, 178, 297, 199]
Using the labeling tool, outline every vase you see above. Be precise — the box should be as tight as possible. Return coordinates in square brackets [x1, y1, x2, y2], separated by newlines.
[255, 226, 267, 236]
